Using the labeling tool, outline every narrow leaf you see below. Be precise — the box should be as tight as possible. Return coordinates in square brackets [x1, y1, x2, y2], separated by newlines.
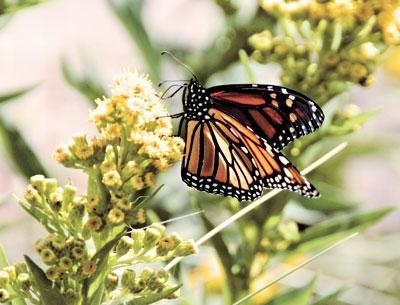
[0, 115, 48, 179]
[24, 255, 65, 305]
[125, 284, 182, 305]
[0, 244, 10, 267]
[311, 289, 344, 305]
[90, 284, 105, 305]
[300, 207, 395, 243]
[0, 85, 36, 104]
[239, 49, 256, 84]
[62, 57, 107, 106]
[286, 207, 395, 258]
[109, 0, 160, 82]
[264, 276, 317, 305]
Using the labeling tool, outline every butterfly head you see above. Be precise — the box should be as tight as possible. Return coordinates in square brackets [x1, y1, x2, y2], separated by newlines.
[183, 79, 212, 122]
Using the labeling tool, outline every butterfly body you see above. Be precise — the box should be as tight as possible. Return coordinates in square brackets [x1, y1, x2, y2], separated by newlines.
[174, 79, 324, 202]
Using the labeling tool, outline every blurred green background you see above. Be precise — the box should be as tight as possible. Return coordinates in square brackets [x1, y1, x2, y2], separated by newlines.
[0, 0, 399, 304]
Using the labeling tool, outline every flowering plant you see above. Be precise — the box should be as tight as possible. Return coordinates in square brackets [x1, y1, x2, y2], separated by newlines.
[0, 71, 196, 305]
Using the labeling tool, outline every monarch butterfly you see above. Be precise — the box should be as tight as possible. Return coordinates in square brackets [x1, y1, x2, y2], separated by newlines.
[160, 52, 324, 202]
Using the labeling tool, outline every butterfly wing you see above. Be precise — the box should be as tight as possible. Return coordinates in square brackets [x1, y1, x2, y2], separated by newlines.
[179, 117, 264, 201]
[208, 84, 324, 150]
[179, 109, 319, 202]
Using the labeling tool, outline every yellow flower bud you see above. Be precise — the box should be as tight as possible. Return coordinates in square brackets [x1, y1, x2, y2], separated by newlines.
[131, 229, 145, 253]
[30, 174, 46, 192]
[143, 228, 161, 250]
[40, 248, 57, 265]
[71, 247, 85, 260]
[59, 257, 73, 271]
[105, 272, 119, 291]
[46, 266, 61, 281]
[102, 171, 122, 189]
[140, 267, 154, 282]
[116, 236, 134, 256]
[62, 185, 77, 205]
[150, 223, 166, 235]
[121, 269, 136, 289]
[108, 208, 125, 225]
[144, 172, 156, 188]
[53, 145, 74, 165]
[82, 261, 97, 276]
[85, 216, 103, 232]
[16, 273, 31, 290]
[44, 178, 58, 196]
[3, 267, 16, 282]
[173, 239, 198, 257]
[116, 198, 132, 211]
[24, 185, 41, 205]
[0, 271, 9, 287]
[49, 191, 63, 211]
[0, 288, 10, 303]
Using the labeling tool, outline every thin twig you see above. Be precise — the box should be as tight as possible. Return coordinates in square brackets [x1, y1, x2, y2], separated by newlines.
[138, 210, 205, 230]
[164, 142, 348, 271]
[233, 232, 358, 305]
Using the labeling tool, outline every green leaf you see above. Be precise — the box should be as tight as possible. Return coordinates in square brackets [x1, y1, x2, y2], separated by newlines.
[16, 198, 66, 236]
[24, 255, 65, 305]
[287, 207, 395, 257]
[0, 114, 48, 179]
[0, 85, 36, 105]
[239, 49, 256, 83]
[109, 0, 160, 82]
[300, 207, 395, 243]
[125, 284, 182, 305]
[0, 244, 10, 268]
[62, 57, 107, 106]
[90, 284, 105, 305]
[264, 276, 316, 305]
[84, 231, 125, 302]
[311, 289, 344, 305]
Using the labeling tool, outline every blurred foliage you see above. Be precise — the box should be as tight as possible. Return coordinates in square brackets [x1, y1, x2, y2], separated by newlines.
[0, 0, 398, 304]
[62, 57, 107, 107]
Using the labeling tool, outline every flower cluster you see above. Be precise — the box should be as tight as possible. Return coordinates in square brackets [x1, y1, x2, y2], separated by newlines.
[55, 70, 184, 175]
[0, 263, 31, 304]
[9, 70, 196, 304]
[250, 0, 400, 104]
[34, 235, 91, 281]
[260, 0, 400, 45]
[104, 224, 198, 302]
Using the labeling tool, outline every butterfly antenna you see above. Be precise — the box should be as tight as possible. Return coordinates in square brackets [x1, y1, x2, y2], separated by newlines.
[161, 51, 198, 80]
[158, 79, 187, 87]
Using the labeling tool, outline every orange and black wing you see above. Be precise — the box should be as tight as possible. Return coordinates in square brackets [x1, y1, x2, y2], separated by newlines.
[179, 109, 319, 201]
[179, 117, 264, 201]
[208, 84, 324, 150]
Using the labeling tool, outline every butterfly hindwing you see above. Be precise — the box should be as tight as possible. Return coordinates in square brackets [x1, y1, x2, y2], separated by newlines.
[209, 84, 324, 150]
[210, 109, 320, 199]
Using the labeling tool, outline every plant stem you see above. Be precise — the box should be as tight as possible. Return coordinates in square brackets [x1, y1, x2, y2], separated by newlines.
[232, 232, 358, 305]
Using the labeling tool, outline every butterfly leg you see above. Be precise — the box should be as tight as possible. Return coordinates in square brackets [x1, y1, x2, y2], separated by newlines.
[156, 112, 185, 120]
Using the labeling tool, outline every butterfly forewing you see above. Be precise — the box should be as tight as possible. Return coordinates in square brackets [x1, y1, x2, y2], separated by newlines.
[180, 118, 264, 201]
[209, 84, 324, 150]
